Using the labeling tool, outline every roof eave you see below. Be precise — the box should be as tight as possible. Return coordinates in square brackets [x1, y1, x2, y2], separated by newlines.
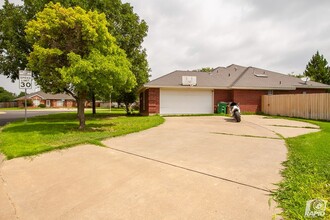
[142, 85, 231, 90]
[231, 86, 296, 90]
[295, 85, 330, 89]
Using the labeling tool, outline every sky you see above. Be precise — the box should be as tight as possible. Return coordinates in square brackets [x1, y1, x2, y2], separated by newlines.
[1, 0, 330, 94]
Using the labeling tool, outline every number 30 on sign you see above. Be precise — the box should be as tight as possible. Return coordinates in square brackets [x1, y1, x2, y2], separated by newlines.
[19, 70, 33, 89]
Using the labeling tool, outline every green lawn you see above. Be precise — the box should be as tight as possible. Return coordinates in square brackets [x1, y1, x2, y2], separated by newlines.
[273, 119, 330, 219]
[0, 107, 23, 111]
[0, 111, 164, 159]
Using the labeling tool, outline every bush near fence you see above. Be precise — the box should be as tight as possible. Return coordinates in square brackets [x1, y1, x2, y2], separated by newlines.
[262, 93, 330, 121]
[0, 102, 18, 108]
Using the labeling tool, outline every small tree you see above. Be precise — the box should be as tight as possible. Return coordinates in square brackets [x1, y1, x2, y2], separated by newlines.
[304, 51, 330, 85]
[26, 3, 136, 129]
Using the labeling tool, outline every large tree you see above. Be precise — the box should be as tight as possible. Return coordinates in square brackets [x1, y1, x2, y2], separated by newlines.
[0, 0, 30, 81]
[304, 51, 330, 85]
[26, 3, 136, 129]
[0, 0, 149, 110]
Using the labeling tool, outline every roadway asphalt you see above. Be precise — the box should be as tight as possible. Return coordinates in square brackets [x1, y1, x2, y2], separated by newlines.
[0, 109, 76, 126]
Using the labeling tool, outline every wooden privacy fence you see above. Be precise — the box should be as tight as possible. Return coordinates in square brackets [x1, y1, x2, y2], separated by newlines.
[262, 93, 330, 121]
[0, 102, 18, 108]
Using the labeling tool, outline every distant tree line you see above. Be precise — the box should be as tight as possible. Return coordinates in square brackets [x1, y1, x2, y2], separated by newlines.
[0, 87, 25, 102]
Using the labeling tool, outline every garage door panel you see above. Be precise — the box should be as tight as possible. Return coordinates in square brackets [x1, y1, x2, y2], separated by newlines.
[160, 89, 213, 114]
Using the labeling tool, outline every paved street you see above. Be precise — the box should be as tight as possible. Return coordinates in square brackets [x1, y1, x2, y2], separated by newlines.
[0, 109, 76, 126]
[0, 116, 319, 219]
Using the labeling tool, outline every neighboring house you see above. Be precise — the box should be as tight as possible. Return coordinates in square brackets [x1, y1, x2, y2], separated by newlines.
[15, 91, 76, 108]
[139, 64, 330, 115]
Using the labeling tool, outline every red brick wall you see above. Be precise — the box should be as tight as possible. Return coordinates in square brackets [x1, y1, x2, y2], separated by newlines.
[214, 89, 232, 112]
[232, 90, 268, 112]
[274, 88, 327, 95]
[65, 100, 76, 108]
[139, 88, 160, 115]
[51, 100, 57, 107]
[214, 90, 232, 102]
[148, 88, 160, 114]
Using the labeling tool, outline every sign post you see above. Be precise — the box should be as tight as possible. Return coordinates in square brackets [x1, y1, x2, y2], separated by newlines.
[19, 70, 33, 123]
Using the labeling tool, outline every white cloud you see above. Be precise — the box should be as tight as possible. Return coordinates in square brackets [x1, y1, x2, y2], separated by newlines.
[125, 0, 330, 78]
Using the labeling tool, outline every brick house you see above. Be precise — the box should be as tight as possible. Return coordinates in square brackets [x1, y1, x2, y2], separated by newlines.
[139, 64, 330, 115]
[15, 91, 76, 108]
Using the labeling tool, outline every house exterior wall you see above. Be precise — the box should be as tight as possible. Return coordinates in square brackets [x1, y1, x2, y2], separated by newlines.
[233, 89, 327, 113]
[232, 90, 268, 112]
[141, 87, 327, 115]
[139, 88, 160, 115]
[17, 100, 25, 108]
[149, 88, 160, 114]
[213, 89, 232, 112]
[273, 88, 326, 95]
[17, 99, 76, 108]
[65, 100, 76, 107]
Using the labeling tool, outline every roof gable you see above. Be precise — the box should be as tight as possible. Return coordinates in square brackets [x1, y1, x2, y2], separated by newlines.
[15, 91, 75, 101]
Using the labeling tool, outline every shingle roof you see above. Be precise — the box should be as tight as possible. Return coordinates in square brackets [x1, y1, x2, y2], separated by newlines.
[144, 64, 330, 90]
[232, 66, 329, 89]
[15, 91, 75, 101]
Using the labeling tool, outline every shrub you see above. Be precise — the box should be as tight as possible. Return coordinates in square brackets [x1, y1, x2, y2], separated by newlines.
[23, 100, 33, 107]
[38, 104, 46, 108]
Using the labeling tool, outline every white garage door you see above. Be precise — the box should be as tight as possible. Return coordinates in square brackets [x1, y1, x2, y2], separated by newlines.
[160, 89, 213, 114]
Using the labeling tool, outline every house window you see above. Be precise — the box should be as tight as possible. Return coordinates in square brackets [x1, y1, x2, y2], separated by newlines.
[268, 90, 273, 95]
[33, 99, 40, 107]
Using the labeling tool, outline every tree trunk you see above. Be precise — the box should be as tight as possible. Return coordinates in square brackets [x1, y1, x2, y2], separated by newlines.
[92, 92, 96, 115]
[77, 96, 86, 130]
[125, 102, 130, 115]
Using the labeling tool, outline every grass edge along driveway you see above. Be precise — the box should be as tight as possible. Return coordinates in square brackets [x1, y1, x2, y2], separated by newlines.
[272, 118, 330, 220]
[0, 111, 164, 159]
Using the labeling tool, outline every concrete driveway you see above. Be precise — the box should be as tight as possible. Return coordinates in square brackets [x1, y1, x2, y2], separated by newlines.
[0, 116, 319, 219]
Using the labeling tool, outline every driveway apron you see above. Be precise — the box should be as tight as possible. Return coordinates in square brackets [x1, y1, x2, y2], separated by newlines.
[0, 116, 318, 219]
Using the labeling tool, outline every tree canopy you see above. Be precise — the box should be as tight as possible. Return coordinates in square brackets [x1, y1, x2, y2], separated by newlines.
[304, 51, 330, 85]
[0, 87, 15, 102]
[193, 67, 214, 72]
[26, 3, 136, 129]
[0, 0, 149, 111]
[0, 0, 30, 81]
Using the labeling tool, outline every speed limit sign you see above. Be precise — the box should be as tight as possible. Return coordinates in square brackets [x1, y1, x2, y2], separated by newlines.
[19, 70, 33, 89]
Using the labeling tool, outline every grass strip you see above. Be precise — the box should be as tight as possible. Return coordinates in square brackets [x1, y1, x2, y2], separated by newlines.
[0, 111, 164, 159]
[272, 119, 330, 219]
